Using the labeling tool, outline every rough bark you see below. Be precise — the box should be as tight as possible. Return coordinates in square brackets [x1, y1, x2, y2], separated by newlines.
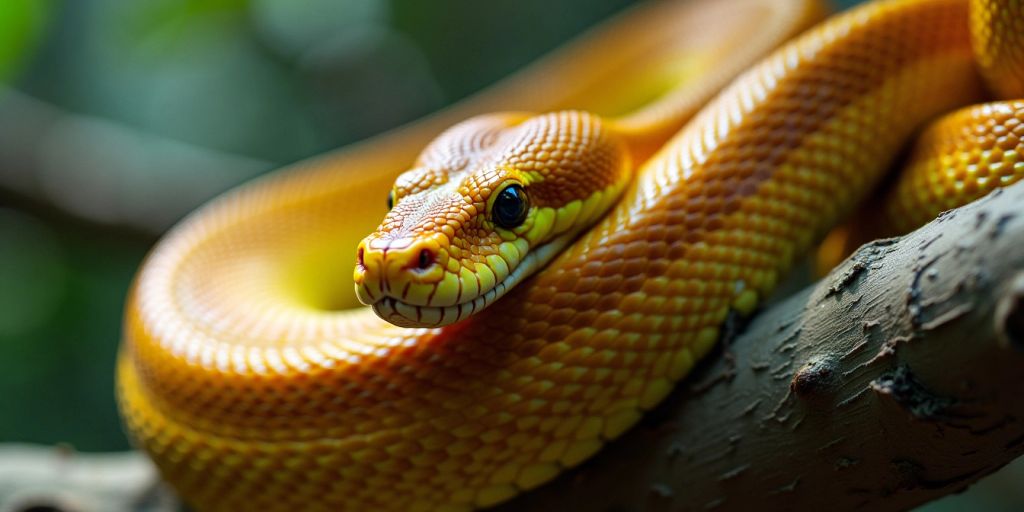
[2, 182, 1023, 512]
[497, 181, 1024, 511]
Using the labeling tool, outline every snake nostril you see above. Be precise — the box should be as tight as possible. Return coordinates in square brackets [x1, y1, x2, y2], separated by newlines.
[417, 249, 434, 270]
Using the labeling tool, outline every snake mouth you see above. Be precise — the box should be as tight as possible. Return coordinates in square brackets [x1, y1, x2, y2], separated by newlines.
[365, 232, 575, 328]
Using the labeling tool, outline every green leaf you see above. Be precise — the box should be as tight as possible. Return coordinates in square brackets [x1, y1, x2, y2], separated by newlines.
[0, 0, 54, 81]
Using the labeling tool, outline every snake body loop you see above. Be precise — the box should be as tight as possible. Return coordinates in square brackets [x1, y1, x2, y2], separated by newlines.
[118, 0, 1024, 510]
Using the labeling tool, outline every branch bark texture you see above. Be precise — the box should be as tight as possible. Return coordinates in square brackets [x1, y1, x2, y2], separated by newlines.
[496, 181, 1024, 511]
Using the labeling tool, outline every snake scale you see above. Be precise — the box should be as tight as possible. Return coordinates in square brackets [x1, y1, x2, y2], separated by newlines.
[117, 0, 1024, 510]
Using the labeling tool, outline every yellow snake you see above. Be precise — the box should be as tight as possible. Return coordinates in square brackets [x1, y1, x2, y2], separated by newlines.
[116, 0, 1024, 510]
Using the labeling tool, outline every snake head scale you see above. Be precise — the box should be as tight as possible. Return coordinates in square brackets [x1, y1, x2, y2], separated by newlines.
[355, 110, 632, 328]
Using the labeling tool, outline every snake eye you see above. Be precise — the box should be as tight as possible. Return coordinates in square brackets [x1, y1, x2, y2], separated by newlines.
[491, 184, 529, 229]
[386, 190, 395, 211]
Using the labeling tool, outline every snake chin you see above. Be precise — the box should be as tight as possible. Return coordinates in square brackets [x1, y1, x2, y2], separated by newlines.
[368, 232, 575, 328]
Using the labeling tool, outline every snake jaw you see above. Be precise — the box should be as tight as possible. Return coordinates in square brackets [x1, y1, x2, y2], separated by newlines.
[366, 231, 576, 328]
[356, 185, 631, 328]
[358, 184, 630, 327]
[357, 179, 628, 328]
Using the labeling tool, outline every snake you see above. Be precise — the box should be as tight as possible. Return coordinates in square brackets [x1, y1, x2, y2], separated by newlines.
[116, 0, 1024, 510]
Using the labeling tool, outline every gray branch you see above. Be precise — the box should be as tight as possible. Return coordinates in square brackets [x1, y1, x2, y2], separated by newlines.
[498, 181, 1024, 511]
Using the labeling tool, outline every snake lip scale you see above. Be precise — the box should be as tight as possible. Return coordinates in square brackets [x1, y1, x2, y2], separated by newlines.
[364, 229, 583, 328]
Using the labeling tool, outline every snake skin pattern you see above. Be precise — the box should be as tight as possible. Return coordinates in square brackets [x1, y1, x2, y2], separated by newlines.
[117, 0, 1023, 510]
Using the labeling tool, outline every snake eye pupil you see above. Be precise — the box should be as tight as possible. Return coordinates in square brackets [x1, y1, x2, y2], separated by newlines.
[386, 190, 395, 211]
[417, 249, 434, 270]
[492, 184, 529, 229]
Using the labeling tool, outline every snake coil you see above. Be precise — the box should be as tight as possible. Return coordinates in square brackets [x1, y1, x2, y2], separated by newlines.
[118, 0, 1024, 510]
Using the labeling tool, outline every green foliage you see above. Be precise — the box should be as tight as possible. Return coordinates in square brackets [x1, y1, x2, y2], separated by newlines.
[0, 0, 52, 81]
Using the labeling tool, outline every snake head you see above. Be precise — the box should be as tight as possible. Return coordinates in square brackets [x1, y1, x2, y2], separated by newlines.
[354, 110, 631, 328]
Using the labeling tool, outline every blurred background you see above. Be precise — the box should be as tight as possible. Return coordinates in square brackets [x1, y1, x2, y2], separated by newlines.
[0, 0, 1020, 510]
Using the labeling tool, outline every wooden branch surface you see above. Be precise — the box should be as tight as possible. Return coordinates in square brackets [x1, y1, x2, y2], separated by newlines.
[497, 181, 1024, 511]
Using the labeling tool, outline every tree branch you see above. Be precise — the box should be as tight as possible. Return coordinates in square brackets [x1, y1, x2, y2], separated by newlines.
[0, 444, 177, 512]
[497, 181, 1024, 511]
[3, 182, 1023, 512]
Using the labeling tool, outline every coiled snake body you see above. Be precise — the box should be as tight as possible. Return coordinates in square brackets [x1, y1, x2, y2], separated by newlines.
[117, 0, 1024, 510]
